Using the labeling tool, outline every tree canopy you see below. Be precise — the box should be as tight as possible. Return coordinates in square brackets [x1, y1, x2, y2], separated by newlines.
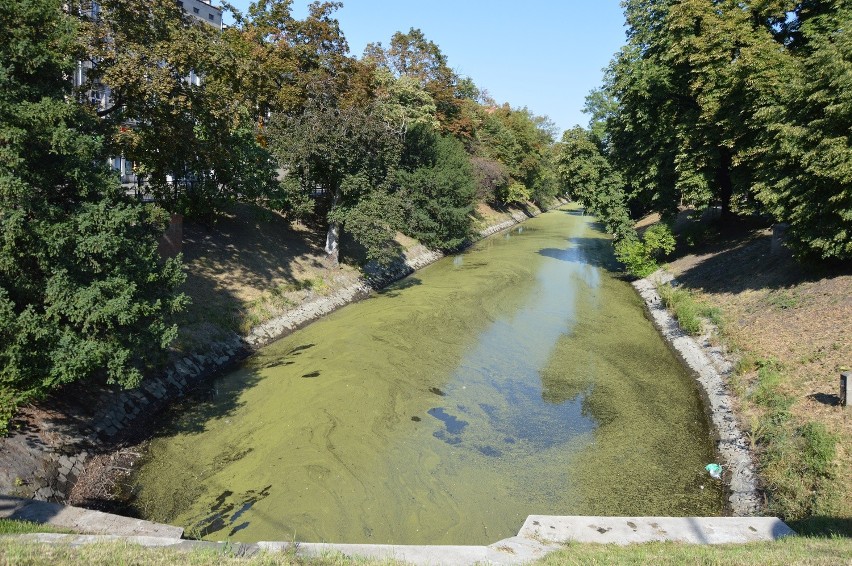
[0, 0, 187, 432]
[571, 0, 851, 262]
[0, 0, 564, 432]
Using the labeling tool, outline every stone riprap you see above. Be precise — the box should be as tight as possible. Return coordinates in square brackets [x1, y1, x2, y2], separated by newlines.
[244, 211, 530, 349]
[0, 333, 245, 503]
[632, 270, 762, 515]
[0, 207, 538, 504]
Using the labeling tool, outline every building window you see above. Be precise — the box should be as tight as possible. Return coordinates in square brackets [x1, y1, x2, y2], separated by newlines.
[208, 13, 214, 20]
[193, 7, 199, 13]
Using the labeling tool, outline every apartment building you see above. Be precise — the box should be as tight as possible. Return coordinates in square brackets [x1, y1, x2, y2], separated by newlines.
[72, 1, 223, 189]
[178, 0, 223, 28]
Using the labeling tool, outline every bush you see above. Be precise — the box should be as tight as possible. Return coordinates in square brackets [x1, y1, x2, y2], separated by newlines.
[470, 155, 509, 204]
[501, 182, 531, 206]
[614, 238, 658, 277]
[615, 223, 676, 278]
[398, 134, 477, 251]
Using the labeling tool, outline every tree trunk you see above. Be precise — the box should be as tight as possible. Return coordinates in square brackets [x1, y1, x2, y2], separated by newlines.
[324, 189, 341, 266]
[716, 147, 734, 220]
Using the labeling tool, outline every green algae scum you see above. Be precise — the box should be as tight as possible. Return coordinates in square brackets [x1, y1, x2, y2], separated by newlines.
[130, 207, 724, 544]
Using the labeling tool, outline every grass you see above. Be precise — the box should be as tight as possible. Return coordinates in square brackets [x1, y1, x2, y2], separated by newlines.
[0, 519, 73, 535]
[743, 358, 841, 529]
[657, 282, 723, 336]
[658, 269, 844, 535]
[655, 282, 842, 526]
[765, 290, 801, 310]
[0, 538, 398, 565]
[657, 213, 851, 537]
[0, 535, 849, 565]
[539, 537, 851, 565]
[240, 276, 330, 334]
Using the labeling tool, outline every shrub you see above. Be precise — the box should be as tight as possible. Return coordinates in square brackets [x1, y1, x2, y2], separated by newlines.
[502, 182, 531, 206]
[614, 237, 658, 278]
[615, 223, 676, 277]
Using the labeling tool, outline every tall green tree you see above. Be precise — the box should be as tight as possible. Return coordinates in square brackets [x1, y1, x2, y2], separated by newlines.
[396, 129, 477, 250]
[753, 1, 852, 259]
[603, 0, 685, 218]
[477, 104, 556, 207]
[557, 127, 632, 240]
[365, 28, 472, 139]
[267, 63, 404, 265]
[0, 0, 187, 433]
[663, 0, 794, 218]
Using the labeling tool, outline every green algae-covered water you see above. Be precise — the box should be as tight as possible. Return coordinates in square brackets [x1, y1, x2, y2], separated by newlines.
[131, 207, 723, 544]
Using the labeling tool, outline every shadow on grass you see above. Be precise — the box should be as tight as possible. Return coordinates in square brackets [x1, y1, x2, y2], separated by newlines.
[177, 204, 335, 337]
[788, 516, 852, 537]
[663, 215, 852, 295]
[677, 234, 851, 294]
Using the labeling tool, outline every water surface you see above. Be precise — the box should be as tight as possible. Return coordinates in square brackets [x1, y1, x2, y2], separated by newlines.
[132, 207, 722, 544]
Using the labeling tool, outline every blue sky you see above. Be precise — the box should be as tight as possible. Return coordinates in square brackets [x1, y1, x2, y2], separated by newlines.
[224, 1, 627, 136]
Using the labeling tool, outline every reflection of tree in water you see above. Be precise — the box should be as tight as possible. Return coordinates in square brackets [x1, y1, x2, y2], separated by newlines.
[539, 366, 590, 406]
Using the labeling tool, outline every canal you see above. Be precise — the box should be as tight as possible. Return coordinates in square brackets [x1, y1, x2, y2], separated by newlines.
[130, 207, 723, 544]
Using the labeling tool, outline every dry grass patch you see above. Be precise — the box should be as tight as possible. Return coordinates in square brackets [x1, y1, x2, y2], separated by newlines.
[173, 204, 363, 346]
[664, 222, 851, 533]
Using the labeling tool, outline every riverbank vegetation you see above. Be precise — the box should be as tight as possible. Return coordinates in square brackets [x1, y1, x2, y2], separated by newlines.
[2, 0, 849, 542]
[559, 0, 851, 272]
[0, 0, 559, 432]
[651, 219, 851, 535]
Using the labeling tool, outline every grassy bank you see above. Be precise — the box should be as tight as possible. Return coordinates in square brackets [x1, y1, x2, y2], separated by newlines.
[0, 535, 849, 565]
[646, 213, 851, 536]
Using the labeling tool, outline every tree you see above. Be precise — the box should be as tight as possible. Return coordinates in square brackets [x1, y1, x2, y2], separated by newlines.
[557, 127, 632, 240]
[73, 0, 276, 217]
[604, 0, 850, 259]
[477, 104, 556, 207]
[396, 129, 477, 250]
[753, 1, 852, 260]
[365, 28, 471, 138]
[662, 0, 793, 219]
[603, 0, 685, 218]
[372, 66, 439, 140]
[0, 0, 187, 433]
[267, 69, 403, 265]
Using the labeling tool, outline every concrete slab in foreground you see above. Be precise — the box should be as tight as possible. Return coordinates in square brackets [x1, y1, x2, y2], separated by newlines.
[0, 495, 183, 538]
[1, 499, 796, 565]
[518, 516, 795, 546]
[264, 517, 795, 565]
